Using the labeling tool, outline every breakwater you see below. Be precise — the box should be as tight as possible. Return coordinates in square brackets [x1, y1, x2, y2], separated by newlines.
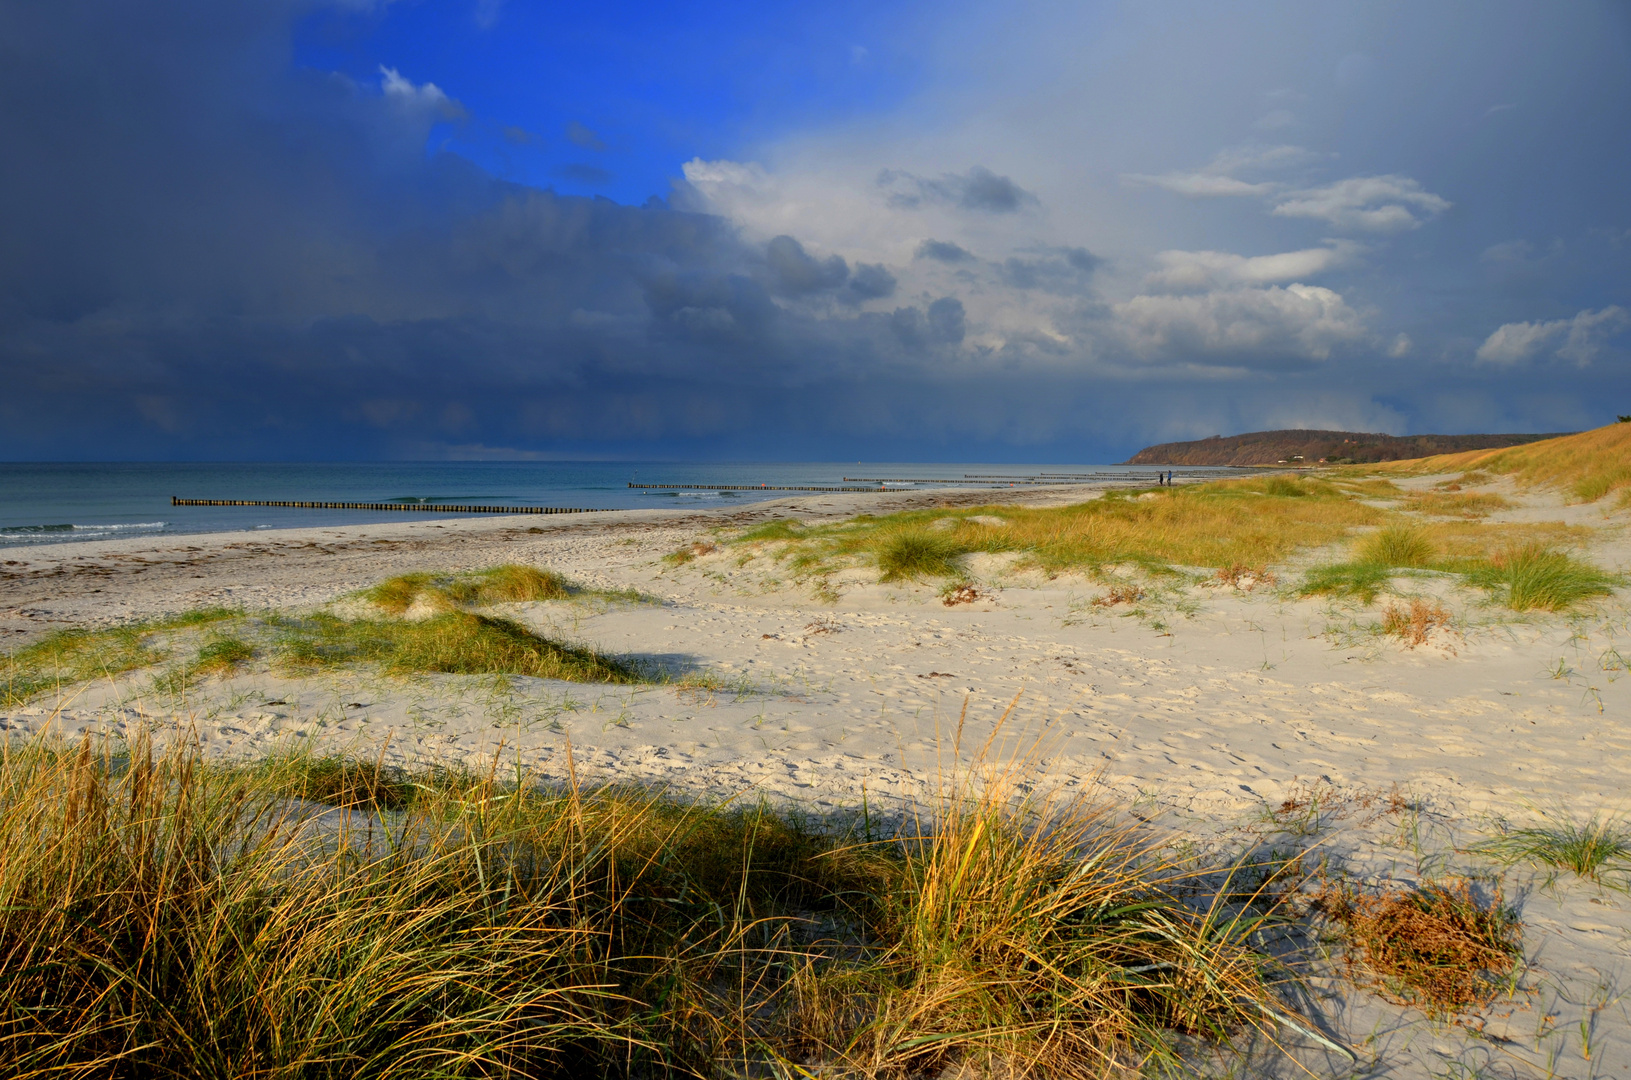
[171, 498, 612, 515]
[627, 483, 881, 492]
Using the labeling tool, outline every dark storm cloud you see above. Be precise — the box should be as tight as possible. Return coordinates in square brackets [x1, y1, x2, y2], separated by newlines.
[764, 236, 849, 295]
[1001, 247, 1101, 292]
[0, 0, 1034, 460]
[3, 0, 1625, 464]
[915, 239, 974, 263]
[847, 263, 897, 300]
[887, 298, 964, 348]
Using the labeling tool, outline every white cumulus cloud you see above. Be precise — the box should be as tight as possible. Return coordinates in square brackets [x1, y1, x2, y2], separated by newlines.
[379, 66, 461, 118]
[1112, 284, 1365, 365]
[1270, 175, 1450, 232]
[1475, 306, 1630, 365]
[1144, 243, 1356, 291]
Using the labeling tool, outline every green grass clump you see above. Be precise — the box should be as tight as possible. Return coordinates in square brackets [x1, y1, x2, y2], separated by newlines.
[1357, 525, 1436, 568]
[876, 530, 968, 581]
[1298, 562, 1393, 603]
[276, 612, 644, 683]
[0, 732, 1307, 1078]
[735, 519, 805, 543]
[1461, 544, 1618, 611]
[194, 635, 255, 674]
[1300, 526, 1437, 603]
[1471, 813, 1631, 885]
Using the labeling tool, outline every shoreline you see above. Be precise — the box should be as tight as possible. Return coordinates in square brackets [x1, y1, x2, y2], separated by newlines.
[6, 467, 1631, 1077]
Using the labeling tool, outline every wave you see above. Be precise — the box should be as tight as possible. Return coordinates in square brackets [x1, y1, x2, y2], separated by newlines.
[0, 521, 169, 545]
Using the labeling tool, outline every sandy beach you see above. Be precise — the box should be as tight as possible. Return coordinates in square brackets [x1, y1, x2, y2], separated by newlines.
[5, 470, 1631, 1077]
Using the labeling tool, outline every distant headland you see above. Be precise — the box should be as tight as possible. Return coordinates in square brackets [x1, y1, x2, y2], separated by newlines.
[1124, 428, 1574, 466]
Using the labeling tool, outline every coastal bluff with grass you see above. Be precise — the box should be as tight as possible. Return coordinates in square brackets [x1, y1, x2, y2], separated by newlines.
[3, 424, 1631, 1078]
[1126, 427, 1570, 466]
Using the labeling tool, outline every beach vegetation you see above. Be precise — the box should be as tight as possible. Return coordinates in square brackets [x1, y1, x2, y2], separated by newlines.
[1375, 421, 1631, 504]
[273, 611, 643, 684]
[662, 540, 719, 565]
[1313, 878, 1521, 1016]
[733, 476, 1384, 583]
[0, 730, 1315, 1078]
[366, 564, 571, 614]
[194, 634, 255, 674]
[1356, 525, 1436, 568]
[1402, 490, 1510, 517]
[1298, 562, 1393, 603]
[1458, 544, 1618, 612]
[0, 609, 238, 707]
[1380, 599, 1455, 648]
[2, 568, 662, 704]
[1469, 812, 1631, 887]
[875, 529, 968, 581]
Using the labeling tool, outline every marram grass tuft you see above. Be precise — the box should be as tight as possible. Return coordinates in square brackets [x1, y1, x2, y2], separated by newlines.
[0, 722, 1323, 1078]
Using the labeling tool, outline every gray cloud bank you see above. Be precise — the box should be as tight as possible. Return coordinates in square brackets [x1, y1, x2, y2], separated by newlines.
[1, 0, 1627, 462]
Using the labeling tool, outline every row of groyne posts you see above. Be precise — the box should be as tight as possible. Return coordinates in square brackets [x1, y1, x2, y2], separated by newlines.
[170, 469, 1257, 516]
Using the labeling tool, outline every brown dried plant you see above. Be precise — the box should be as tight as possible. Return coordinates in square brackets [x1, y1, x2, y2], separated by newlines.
[1092, 584, 1144, 607]
[1381, 598, 1454, 648]
[1313, 878, 1521, 1016]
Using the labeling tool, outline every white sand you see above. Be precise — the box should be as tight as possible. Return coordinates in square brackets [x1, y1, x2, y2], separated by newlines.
[4, 476, 1631, 1077]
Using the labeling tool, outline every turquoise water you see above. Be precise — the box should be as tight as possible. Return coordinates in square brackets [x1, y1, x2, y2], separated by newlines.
[0, 461, 1203, 548]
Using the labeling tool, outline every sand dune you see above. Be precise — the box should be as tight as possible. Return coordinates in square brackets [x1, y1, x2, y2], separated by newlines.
[4, 468, 1630, 1078]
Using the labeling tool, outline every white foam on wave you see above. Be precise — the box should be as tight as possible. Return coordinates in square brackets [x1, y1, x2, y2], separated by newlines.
[0, 521, 170, 547]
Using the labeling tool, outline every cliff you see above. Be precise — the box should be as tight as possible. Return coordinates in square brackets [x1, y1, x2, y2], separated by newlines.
[1124, 429, 1572, 466]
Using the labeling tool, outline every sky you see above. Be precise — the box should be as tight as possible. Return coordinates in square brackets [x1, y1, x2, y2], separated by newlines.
[2, 0, 1628, 462]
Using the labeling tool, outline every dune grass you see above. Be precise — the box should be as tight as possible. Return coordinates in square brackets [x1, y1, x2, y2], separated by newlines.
[1299, 520, 1615, 611]
[1380, 599, 1454, 648]
[1376, 422, 1631, 504]
[366, 564, 572, 615]
[2, 566, 653, 706]
[274, 611, 645, 683]
[1356, 525, 1436, 568]
[0, 730, 1313, 1078]
[1402, 490, 1510, 517]
[0, 609, 239, 707]
[1459, 543, 1619, 612]
[1298, 526, 1437, 603]
[735, 475, 1384, 584]
[1470, 812, 1631, 887]
[876, 531, 969, 582]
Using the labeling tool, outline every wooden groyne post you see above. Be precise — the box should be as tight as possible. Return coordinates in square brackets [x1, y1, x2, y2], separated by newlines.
[171, 498, 615, 515]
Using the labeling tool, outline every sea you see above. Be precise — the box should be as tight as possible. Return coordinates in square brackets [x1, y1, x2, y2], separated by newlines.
[0, 461, 1211, 549]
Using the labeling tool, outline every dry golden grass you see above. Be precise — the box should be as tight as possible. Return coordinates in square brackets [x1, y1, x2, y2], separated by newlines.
[737, 475, 1383, 582]
[0, 725, 1312, 1079]
[1418, 520, 1593, 562]
[367, 565, 570, 614]
[274, 611, 645, 683]
[1402, 490, 1511, 517]
[1376, 422, 1631, 504]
